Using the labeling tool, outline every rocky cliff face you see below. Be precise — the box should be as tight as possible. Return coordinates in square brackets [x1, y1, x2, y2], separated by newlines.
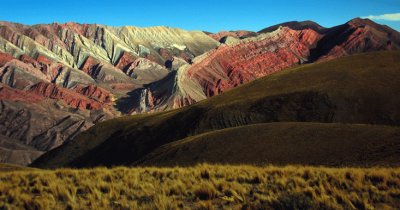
[0, 22, 218, 165]
[0, 18, 399, 165]
[208, 30, 258, 42]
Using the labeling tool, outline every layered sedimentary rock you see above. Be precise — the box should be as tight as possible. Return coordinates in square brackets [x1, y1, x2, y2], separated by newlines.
[122, 27, 322, 113]
[309, 18, 400, 61]
[188, 28, 321, 97]
[259, 21, 326, 33]
[122, 18, 400, 114]
[0, 18, 399, 165]
[208, 30, 257, 42]
[0, 21, 219, 165]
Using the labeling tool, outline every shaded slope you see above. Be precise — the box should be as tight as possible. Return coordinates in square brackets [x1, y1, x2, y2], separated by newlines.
[0, 163, 33, 171]
[137, 123, 400, 167]
[0, 135, 44, 166]
[309, 18, 400, 62]
[32, 51, 400, 168]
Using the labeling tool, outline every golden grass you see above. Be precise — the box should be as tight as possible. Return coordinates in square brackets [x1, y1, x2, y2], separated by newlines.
[1, 165, 399, 209]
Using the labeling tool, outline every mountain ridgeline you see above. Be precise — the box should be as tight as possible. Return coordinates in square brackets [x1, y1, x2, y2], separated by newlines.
[0, 18, 399, 166]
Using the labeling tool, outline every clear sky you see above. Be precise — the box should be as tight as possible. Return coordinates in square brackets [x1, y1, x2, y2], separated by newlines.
[1, 0, 399, 32]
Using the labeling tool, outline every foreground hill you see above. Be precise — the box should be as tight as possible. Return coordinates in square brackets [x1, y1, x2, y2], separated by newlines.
[32, 51, 400, 168]
[138, 123, 400, 167]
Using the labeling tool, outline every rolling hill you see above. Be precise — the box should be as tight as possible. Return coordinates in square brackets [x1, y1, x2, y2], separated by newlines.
[137, 123, 400, 167]
[32, 51, 400, 168]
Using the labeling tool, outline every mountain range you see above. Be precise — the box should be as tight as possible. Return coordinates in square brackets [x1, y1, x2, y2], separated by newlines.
[0, 18, 399, 166]
[32, 51, 400, 168]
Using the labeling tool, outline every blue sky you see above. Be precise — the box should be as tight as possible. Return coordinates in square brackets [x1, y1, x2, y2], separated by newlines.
[1, 0, 399, 32]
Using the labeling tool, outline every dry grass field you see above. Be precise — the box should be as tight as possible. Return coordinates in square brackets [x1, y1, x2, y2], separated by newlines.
[1, 164, 400, 209]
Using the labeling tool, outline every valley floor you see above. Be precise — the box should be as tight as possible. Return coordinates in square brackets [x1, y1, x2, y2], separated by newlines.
[0, 164, 399, 209]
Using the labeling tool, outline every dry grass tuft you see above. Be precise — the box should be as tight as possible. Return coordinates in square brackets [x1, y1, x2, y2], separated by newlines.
[0, 164, 399, 209]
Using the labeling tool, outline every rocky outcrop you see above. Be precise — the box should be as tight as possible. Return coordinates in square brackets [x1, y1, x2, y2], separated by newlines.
[0, 97, 113, 165]
[0, 21, 219, 165]
[309, 18, 400, 61]
[209, 30, 257, 42]
[259, 21, 326, 33]
[115, 51, 137, 70]
[0, 84, 44, 103]
[0, 52, 14, 66]
[74, 84, 112, 104]
[0, 134, 44, 166]
[187, 27, 322, 97]
[119, 18, 400, 114]
[29, 82, 106, 110]
[121, 27, 322, 113]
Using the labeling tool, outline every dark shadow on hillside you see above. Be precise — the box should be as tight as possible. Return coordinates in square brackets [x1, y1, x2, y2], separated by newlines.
[114, 88, 143, 114]
[114, 70, 178, 114]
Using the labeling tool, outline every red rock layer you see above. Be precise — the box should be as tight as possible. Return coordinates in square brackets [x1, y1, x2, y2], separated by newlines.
[209, 30, 256, 41]
[312, 18, 400, 62]
[0, 52, 14, 66]
[29, 82, 104, 110]
[80, 56, 100, 75]
[37, 55, 52, 65]
[18, 54, 53, 75]
[115, 51, 137, 70]
[0, 85, 44, 103]
[19, 54, 40, 67]
[59, 22, 91, 37]
[188, 28, 321, 97]
[74, 84, 112, 103]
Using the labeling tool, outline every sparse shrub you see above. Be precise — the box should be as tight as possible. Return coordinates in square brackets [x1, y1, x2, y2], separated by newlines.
[198, 201, 215, 210]
[195, 183, 217, 200]
[271, 192, 316, 210]
[200, 170, 210, 180]
[365, 174, 385, 185]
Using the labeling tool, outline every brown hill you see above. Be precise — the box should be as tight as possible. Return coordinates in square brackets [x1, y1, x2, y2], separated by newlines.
[137, 123, 400, 167]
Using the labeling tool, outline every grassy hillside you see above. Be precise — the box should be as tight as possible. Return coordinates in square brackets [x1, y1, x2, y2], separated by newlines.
[32, 51, 400, 168]
[137, 123, 400, 167]
[1, 165, 400, 209]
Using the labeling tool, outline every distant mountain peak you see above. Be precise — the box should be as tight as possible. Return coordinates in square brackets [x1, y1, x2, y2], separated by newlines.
[258, 20, 325, 33]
